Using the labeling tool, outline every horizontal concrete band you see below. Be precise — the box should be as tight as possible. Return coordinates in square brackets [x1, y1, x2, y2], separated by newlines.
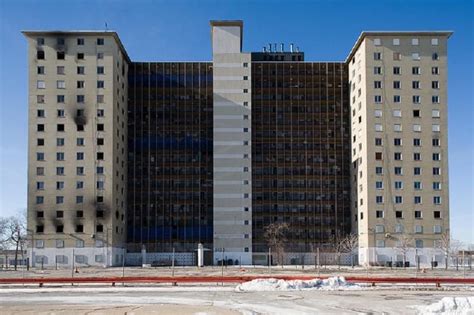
[214, 193, 249, 198]
[213, 63, 245, 68]
[214, 154, 249, 158]
[214, 141, 249, 145]
[214, 207, 251, 211]
[214, 167, 249, 172]
[214, 115, 248, 119]
[213, 76, 247, 81]
[214, 89, 250, 93]
[214, 128, 248, 132]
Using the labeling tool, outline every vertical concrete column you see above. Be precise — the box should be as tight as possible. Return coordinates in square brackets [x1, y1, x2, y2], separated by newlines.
[211, 21, 252, 265]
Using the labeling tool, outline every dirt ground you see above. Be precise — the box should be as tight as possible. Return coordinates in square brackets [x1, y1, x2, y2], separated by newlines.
[0, 264, 473, 280]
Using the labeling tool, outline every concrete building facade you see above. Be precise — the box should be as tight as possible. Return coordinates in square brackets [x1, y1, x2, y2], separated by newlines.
[23, 23, 451, 267]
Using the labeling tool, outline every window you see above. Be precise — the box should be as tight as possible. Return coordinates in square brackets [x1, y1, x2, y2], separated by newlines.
[375, 167, 383, 175]
[414, 196, 422, 204]
[97, 181, 105, 190]
[95, 255, 104, 262]
[432, 138, 440, 147]
[56, 196, 64, 204]
[36, 152, 45, 161]
[394, 138, 402, 146]
[76, 196, 84, 204]
[37, 80, 45, 89]
[432, 153, 441, 161]
[36, 196, 44, 204]
[393, 81, 401, 89]
[432, 52, 439, 60]
[77, 138, 84, 146]
[76, 152, 84, 160]
[97, 152, 104, 160]
[413, 124, 421, 132]
[36, 167, 44, 176]
[96, 224, 104, 233]
[37, 95, 45, 103]
[375, 181, 383, 189]
[56, 95, 65, 103]
[433, 225, 442, 234]
[57, 51, 65, 60]
[412, 81, 420, 89]
[375, 138, 383, 146]
[97, 166, 104, 174]
[374, 110, 382, 117]
[413, 167, 422, 175]
[376, 210, 384, 218]
[393, 66, 401, 75]
[56, 167, 64, 175]
[76, 239, 85, 248]
[97, 95, 104, 103]
[97, 124, 104, 131]
[375, 124, 383, 132]
[97, 138, 104, 145]
[432, 67, 439, 75]
[414, 138, 421, 146]
[375, 152, 383, 160]
[57, 124, 65, 132]
[56, 80, 65, 89]
[376, 240, 385, 248]
[412, 38, 419, 45]
[394, 167, 403, 175]
[97, 80, 105, 88]
[97, 52, 104, 59]
[97, 66, 105, 74]
[56, 152, 65, 161]
[77, 66, 85, 74]
[395, 211, 403, 219]
[431, 38, 439, 45]
[393, 95, 401, 103]
[56, 181, 64, 190]
[434, 196, 442, 204]
[394, 152, 402, 160]
[36, 181, 44, 190]
[393, 124, 402, 132]
[374, 95, 382, 103]
[414, 181, 422, 190]
[393, 52, 401, 60]
[77, 167, 84, 175]
[37, 37, 45, 45]
[56, 225, 64, 233]
[433, 182, 442, 190]
[394, 181, 403, 189]
[56, 240, 65, 248]
[374, 38, 381, 45]
[413, 96, 421, 104]
[434, 211, 441, 219]
[414, 153, 421, 161]
[97, 38, 104, 45]
[77, 95, 85, 103]
[76, 181, 84, 189]
[413, 110, 420, 118]
[374, 81, 382, 89]
[393, 38, 400, 45]
[415, 239, 423, 248]
[393, 109, 401, 117]
[374, 67, 382, 74]
[37, 50, 45, 59]
[375, 225, 385, 233]
[76, 80, 85, 89]
[374, 52, 382, 60]
[77, 53, 84, 60]
[412, 66, 421, 75]
[432, 124, 441, 132]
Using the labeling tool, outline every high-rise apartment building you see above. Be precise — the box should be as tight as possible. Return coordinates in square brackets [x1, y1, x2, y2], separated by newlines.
[348, 32, 451, 265]
[23, 22, 451, 267]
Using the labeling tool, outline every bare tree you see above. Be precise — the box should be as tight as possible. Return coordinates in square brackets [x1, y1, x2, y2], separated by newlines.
[330, 233, 347, 269]
[263, 222, 289, 266]
[438, 231, 463, 269]
[342, 233, 359, 268]
[0, 217, 10, 250]
[393, 231, 413, 268]
[4, 215, 27, 270]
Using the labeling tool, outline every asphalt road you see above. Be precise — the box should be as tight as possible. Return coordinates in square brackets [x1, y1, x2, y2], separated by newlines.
[1, 285, 473, 314]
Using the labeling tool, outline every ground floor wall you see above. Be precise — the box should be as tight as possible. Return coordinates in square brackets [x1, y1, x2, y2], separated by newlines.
[28, 247, 125, 268]
[359, 247, 449, 267]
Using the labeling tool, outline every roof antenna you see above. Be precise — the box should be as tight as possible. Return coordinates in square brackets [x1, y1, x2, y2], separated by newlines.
[105, 22, 108, 31]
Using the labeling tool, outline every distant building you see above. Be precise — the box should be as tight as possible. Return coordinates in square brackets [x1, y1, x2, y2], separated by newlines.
[23, 21, 451, 267]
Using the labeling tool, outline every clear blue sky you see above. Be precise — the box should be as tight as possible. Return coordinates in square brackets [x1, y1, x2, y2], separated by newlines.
[1, 0, 472, 244]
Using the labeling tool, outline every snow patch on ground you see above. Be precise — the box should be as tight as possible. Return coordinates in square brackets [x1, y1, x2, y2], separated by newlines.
[235, 276, 361, 292]
[413, 297, 474, 314]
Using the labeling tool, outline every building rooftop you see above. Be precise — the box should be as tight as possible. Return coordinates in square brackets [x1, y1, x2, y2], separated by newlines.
[21, 30, 131, 63]
[345, 31, 453, 63]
